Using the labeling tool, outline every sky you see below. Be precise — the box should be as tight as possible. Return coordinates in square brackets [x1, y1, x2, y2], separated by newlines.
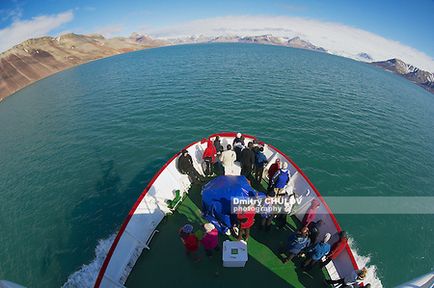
[1, 0, 434, 71]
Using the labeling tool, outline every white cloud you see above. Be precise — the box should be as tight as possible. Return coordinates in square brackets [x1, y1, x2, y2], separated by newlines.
[151, 15, 434, 72]
[0, 11, 74, 52]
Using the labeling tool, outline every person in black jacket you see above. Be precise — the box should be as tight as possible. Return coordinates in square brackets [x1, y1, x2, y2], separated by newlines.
[240, 142, 255, 178]
[233, 133, 245, 162]
[307, 220, 324, 244]
[178, 150, 204, 183]
[213, 136, 223, 153]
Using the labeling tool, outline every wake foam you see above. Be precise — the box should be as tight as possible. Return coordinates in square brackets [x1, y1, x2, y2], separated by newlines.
[62, 234, 115, 288]
[348, 237, 384, 288]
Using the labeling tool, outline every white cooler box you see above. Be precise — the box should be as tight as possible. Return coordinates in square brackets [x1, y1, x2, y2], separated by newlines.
[222, 240, 248, 267]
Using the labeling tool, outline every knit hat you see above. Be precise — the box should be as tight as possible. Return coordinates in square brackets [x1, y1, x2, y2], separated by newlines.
[323, 233, 331, 243]
[204, 223, 215, 233]
[182, 224, 193, 234]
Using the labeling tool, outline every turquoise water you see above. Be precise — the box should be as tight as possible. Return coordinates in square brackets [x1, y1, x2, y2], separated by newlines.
[0, 43, 433, 287]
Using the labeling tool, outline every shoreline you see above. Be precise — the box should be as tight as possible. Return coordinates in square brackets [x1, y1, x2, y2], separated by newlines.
[1, 42, 432, 103]
[0, 44, 169, 103]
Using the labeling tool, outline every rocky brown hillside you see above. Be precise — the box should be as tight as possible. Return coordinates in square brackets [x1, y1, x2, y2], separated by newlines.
[0, 33, 166, 101]
[286, 37, 327, 52]
[372, 58, 434, 94]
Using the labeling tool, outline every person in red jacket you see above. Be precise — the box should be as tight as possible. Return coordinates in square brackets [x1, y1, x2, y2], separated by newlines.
[237, 204, 256, 241]
[321, 230, 348, 267]
[302, 199, 320, 226]
[179, 224, 200, 261]
[202, 139, 217, 177]
[267, 158, 281, 192]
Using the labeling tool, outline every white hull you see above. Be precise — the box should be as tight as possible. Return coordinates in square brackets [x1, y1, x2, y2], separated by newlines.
[94, 133, 359, 288]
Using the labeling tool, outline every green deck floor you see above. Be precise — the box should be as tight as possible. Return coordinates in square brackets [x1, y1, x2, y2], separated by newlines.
[126, 180, 329, 288]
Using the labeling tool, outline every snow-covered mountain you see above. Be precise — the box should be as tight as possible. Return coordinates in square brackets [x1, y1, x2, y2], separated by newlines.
[169, 34, 327, 52]
[372, 58, 434, 93]
[168, 34, 433, 94]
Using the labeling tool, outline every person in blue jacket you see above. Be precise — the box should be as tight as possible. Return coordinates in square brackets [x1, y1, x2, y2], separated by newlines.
[281, 226, 311, 263]
[259, 190, 276, 231]
[271, 162, 290, 195]
[302, 232, 331, 270]
[254, 146, 268, 182]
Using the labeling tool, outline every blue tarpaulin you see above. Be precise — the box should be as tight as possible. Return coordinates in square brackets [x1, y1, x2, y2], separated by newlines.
[201, 175, 264, 234]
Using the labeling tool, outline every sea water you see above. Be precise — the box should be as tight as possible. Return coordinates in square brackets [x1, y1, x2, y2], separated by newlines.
[0, 43, 433, 287]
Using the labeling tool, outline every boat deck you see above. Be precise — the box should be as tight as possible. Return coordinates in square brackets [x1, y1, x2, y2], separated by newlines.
[125, 178, 330, 288]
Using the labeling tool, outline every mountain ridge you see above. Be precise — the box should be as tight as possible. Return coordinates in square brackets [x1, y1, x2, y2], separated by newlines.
[169, 34, 327, 52]
[1, 33, 433, 101]
[0, 33, 167, 101]
[372, 58, 434, 93]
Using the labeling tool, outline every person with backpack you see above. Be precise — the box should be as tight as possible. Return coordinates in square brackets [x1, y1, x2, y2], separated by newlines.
[271, 162, 290, 195]
[302, 232, 331, 270]
[281, 226, 311, 263]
